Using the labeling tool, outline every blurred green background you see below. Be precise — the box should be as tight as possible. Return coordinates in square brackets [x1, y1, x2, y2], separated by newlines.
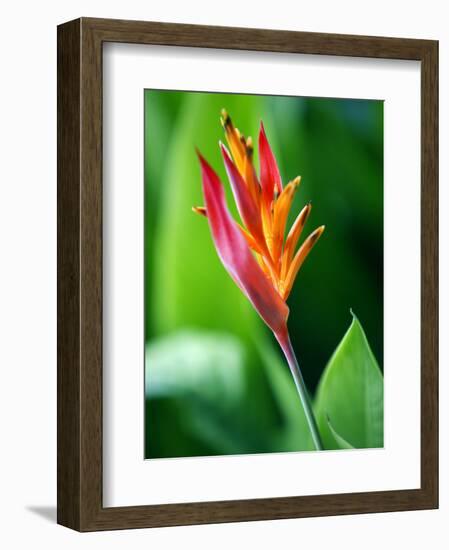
[144, 89, 383, 459]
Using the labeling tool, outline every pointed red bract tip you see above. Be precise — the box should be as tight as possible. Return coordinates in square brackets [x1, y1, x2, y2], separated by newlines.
[259, 122, 283, 202]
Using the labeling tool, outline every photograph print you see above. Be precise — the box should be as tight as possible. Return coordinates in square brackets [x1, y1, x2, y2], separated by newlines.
[144, 89, 384, 459]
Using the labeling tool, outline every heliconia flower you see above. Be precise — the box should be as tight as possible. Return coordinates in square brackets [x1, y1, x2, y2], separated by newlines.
[193, 111, 325, 450]
[193, 110, 325, 342]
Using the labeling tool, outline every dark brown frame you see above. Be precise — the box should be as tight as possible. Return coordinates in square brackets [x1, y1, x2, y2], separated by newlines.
[57, 17, 438, 532]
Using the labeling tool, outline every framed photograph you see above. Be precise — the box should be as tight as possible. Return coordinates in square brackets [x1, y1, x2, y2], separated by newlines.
[57, 17, 438, 531]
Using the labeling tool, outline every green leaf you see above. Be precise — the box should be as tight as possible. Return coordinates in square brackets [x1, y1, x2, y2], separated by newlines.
[314, 312, 383, 450]
[326, 415, 354, 449]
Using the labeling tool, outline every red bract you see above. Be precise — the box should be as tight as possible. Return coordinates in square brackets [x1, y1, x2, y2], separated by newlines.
[197, 153, 289, 338]
[259, 121, 283, 202]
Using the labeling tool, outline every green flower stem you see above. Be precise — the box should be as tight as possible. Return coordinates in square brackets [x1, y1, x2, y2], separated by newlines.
[276, 332, 323, 451]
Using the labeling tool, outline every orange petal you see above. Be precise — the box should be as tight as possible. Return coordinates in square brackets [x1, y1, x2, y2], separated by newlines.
[221, 109, 246, 174]
[255, 252, 273, 280]
[242, 137, 261, 207]
[239, 224, 280, 286]
[280, 202, 312, 281]
[282, 225, 325, 300]
[261, 198, 274, 257]
[272, 177, 301, 264]
[237, 223, 263, 254]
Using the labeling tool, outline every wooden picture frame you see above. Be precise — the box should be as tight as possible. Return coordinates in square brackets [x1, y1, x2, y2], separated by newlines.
[57, 17, 438, 531]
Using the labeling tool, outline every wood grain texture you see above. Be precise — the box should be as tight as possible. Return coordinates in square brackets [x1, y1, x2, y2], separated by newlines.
[420, 40, 439, 505]
[57, 17, 439, 532]
[57, 18, 81, 531]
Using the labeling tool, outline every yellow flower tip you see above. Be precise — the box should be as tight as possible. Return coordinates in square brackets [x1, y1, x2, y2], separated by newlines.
[221, 110, 235, 133]
[292, 176, 302, 188]
[283, 176, 301, 196]
[310, 225, 325, 244]
[245, 136, 254, 157]
[192, 206, 207, 217]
